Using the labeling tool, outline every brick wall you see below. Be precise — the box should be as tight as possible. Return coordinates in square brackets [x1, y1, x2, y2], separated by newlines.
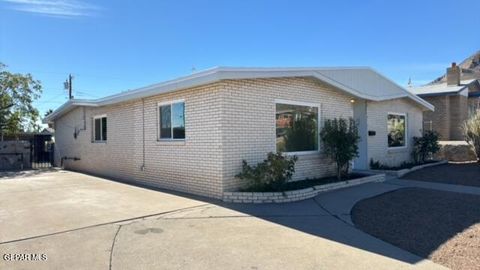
[55, 84, 224, 198]
[220, 77, 354, 191]
[449, 95, 468, 140]
[422, 96, 450, 139]
[421, 94, 469, 140]
[367, 98, 423, 167]
[54, 77, 425, 198]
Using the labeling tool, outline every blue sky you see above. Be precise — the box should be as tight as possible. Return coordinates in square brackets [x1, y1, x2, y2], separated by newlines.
[1, 0, 479, 117]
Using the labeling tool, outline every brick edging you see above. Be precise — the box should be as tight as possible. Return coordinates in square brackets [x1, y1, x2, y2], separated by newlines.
[370, 160, 448, 177]
[222, 173, 385, 203]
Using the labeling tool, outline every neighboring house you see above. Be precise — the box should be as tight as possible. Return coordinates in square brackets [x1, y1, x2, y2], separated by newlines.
[410, 63, 480, 140]
[44, 67, 433, 199]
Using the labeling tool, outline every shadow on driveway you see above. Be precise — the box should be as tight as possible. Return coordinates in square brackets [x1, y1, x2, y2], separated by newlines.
[218, 196, 428, 265]
[69, 172, 433, 266]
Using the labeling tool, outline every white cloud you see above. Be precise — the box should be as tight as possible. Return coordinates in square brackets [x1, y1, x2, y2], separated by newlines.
[1, 0, 100, 17]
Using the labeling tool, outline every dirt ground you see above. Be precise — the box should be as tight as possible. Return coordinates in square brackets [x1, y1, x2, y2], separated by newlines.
[352, 187, 480, 270]
[402, 162, 480, 187]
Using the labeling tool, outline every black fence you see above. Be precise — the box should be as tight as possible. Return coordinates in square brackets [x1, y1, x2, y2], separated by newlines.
[0, 134, 54, 171]
[30, 134, 54, 169]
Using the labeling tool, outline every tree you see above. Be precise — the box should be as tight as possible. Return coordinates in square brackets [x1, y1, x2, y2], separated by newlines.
[0, 63, 42, 140]
[463, 110, 480, 162]
[320, 118, 360, 180]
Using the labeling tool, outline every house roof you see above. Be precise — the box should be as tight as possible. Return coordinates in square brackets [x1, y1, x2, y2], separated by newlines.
[409, 79, 478, 96]
[44, 66, 434, 123]
[41, 127, 55, 134]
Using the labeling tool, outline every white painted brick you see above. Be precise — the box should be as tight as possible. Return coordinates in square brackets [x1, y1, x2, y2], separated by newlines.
[367, 99, 423, 167]
[54, 76, 394, 199]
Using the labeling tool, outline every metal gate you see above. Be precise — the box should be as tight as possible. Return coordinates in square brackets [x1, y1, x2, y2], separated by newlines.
[30, 135, 54, 169]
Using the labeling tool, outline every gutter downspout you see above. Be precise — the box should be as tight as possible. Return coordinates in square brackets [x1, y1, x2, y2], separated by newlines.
[73, 107, 87, 138]
[141, 98, 146, 171]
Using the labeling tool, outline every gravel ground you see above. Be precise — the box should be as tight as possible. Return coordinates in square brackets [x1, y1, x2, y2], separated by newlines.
[402, 162, 480, 187]
[352, 188, 480, 270]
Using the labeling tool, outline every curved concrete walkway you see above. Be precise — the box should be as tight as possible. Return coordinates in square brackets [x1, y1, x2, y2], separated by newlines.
[315, 177, 480, 227]
[388, 178, 480, 195]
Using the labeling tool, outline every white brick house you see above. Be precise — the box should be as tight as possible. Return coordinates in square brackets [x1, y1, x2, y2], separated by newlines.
[45, 67, 433, 199]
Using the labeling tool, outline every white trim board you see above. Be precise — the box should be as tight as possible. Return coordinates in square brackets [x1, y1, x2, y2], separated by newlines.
[44, 67, 434, 123]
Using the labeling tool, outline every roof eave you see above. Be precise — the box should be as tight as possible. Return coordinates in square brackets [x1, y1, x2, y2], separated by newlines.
[44, 67, 434, 122]
[43, 100, 98, 124]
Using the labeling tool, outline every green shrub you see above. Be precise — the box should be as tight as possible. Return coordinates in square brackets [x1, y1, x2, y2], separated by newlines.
[463, 110, 480, 162]
[236, 152, 298, 192]
[412, 130, 440, 163]
[369, 159, 382, 170]
[370, 159, 437, 170]
[320, 118, 360, 180]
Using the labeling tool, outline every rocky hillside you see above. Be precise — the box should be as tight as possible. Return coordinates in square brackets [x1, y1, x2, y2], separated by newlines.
[430, 50, 480, 84]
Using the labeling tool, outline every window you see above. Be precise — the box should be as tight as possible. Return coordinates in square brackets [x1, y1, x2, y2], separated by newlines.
[159, 100, 185, 140]
[93, 115, 107, 142]
[276, 101, 319, 153]
[387, 113, 406, 148]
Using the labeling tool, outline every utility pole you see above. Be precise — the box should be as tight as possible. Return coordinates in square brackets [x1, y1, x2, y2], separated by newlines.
[64, 74, 74, 99]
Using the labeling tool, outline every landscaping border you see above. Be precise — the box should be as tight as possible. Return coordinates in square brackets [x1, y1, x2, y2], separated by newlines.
[370, 160, 447, 178]
[222, 173, 385, 203]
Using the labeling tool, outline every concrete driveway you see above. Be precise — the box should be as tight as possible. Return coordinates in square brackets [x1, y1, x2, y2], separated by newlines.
[0, 170, 446, 269]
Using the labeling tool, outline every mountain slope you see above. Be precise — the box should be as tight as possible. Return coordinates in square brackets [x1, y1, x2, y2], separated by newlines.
[430, 50, 480, 84]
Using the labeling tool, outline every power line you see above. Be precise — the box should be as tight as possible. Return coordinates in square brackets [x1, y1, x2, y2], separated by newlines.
[75, 91, 99, 98]
[36, 93, 67, 104]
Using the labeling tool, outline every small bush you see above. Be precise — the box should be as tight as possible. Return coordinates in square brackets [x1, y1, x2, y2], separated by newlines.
[463, 110, 480, 162]
[412, 130, 440, 163]
[236, 152, 298, 192]
[370, 159, 436, 170]
[369, 159, 382, 170]
[320, 118, 360, 180]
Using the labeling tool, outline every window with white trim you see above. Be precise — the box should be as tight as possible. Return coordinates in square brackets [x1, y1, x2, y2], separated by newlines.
[275, 101, 319, 153]
[159, 101, 185, 140]
[387, 113, 406, 148]
[93, 115, 107, 142]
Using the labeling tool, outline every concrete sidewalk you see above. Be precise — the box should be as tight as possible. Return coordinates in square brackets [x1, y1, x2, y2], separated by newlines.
[314, 182, 402, 225]
[314, 177, 480, 228]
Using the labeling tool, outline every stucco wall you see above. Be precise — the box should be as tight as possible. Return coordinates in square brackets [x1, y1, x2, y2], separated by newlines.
[367, 98, 423, 167]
